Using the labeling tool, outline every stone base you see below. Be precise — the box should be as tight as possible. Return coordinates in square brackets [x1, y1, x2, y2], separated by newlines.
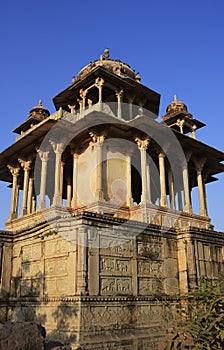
[1, 296, 170, 350]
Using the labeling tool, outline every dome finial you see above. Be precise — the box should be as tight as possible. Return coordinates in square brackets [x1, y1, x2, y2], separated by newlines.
[174, 94, 177, 102]
[38, 99, 43, 106]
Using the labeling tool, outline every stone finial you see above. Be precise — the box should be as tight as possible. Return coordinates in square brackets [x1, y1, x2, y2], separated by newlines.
[135, 73, 141, 83]
[103, 48, 110, 59]
[174, 94, 177, 102]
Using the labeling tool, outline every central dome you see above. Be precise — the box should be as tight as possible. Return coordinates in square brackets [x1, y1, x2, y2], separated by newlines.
[76, 48, 140, 82]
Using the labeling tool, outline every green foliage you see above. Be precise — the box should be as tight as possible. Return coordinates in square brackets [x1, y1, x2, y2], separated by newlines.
[165, 275, 224, 350]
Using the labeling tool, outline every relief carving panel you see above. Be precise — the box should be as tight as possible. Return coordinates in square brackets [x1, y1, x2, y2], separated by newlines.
[100, 257, 130, 274]
[45, 277, 68, 294]
[22, 243, 41, 261]
[138, 260, 163, 277]
[137, 241, 161, 259]
[138, 277, 163, 295]
[21, 278, 40, 296]
[100, 237, 133, 256]
[22, 261, 41, 278]
[100, 277, 131, 295]
[45, 258, 67, 276]
[45, 239, 68, 257]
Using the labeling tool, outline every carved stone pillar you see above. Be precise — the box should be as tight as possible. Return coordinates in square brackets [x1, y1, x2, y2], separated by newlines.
[158, 153, 168, 207]
[18, 159, 32, 216]
[90, 133, 105, 201]
[77, 226, 88, 295]
[95, 77, 104, 110]
[177, 191, 183, 211]
[167, 166, 175, 209]
[32, 195, 36, 213]
[14, 184, 20, 217]
[191, 125, 197, 139]
[7, 165, 20, 220]
[126, 149, 133, 207]
[116, 89, 124, 119]
[135, 138, 149, 205]
[37, 150, 49, 210]
[27, 177, 34, 214]
[177, 119, 184, 134]
[182, 153, 192, 213]
[128, 96, 134, 120]
[66, 176, 72, 208]
[146, 160, 152, 204]
[71, 151, 79, 208]
[50, 141, 64, 206]
[80, 88, 87, 111]
[194, 158, 207, 216]
[60, 161, 65, 198]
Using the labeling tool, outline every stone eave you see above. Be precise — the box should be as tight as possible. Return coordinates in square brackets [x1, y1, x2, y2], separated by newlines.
[0, 113, 61, 182]
[129, 115, 224, 181]
[65, 109, 224, 179]
[52, 65, 160, 116]
[163, 113, 206, 131]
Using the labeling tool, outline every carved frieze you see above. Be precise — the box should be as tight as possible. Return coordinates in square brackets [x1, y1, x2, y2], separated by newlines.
[20, 278, 40, 296]
[45, 239, 68, 257]
[138, 260, 163, 276]
[22, 243, 41, 261]
[45, 258, 67, 276]
[100, 237, 133, 256]
[137, 240, 161, 259]
[138, 277, 163, 295]
[22, 261, 41, 278]
[100, 257, 130, 274]
[45, 277, 68, 294]
[100, 277, 132, 295]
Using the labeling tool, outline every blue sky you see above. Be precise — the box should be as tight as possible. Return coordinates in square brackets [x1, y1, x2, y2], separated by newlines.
[0, 0, 223, 230]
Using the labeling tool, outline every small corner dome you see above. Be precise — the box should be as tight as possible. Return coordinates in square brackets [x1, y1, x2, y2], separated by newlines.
[166, 95, 188, 114]
[75, 48, 140, 82]
[28, 100, 50, 120]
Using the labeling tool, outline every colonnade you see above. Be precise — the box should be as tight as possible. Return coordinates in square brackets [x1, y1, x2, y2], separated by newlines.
[67, 76, 138, 120]
[7, 135, 208, 221]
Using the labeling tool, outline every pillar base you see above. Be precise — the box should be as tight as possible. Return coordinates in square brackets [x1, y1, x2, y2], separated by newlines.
[38, 201, 46, 211]
[95, 190, 105, 202]
[160, 197, 168, 207]
[20, 208, 27, 216]
[184, 204, 192, 213]
[52, 194, 62, 206]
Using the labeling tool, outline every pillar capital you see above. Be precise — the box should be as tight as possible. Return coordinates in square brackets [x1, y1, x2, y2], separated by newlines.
[49, 140, 64, 154]
[68, 104, 76, 113]
[177, 119, 185, 133]
[115, 89, 124, 99]
[95, 77, 104, 88]
[79, 88, 88, 99]
[135, 138, 149, 151]
[158, 152, 165, 159]
[184, 151, 192, 163]
[89, 132, 105, 145]
[18, 159, 32, 171]
[192, 157, 206, 173]
[7, 165, 20, 177]
[37, 149, 49, 162]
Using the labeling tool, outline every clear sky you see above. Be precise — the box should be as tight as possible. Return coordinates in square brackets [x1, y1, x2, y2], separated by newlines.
[0, 0, 223, 230]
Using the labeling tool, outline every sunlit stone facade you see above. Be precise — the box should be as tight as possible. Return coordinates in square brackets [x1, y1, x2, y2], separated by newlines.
[0, 49, 223, 349]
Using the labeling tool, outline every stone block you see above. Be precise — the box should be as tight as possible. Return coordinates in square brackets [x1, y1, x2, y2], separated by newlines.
[0, 322, 45, 350]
